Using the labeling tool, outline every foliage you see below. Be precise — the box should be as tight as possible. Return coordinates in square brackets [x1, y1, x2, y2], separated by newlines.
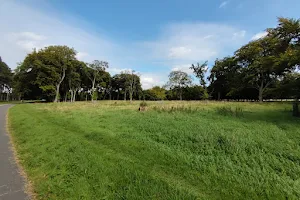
[13, 46, 77, 102]
[0, 56, 12, 100]
[190, 61, 208, 88]
[86, 60, 109, 101]
[166, 71, 192, 100]
[144, 86, 166, 100]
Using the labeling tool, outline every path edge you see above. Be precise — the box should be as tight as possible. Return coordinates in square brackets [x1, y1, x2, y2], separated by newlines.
[6, 106, 35, 200]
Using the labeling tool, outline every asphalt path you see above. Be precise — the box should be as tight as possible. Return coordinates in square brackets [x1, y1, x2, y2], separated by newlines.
[0, 105, 29, 200]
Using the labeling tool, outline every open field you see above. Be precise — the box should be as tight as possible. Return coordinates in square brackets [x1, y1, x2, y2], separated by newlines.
[8, 101, 300, 199]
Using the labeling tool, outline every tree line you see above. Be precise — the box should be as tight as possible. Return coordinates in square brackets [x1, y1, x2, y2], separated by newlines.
[0, 17, 299, 106]
[1, 46, 142, 102]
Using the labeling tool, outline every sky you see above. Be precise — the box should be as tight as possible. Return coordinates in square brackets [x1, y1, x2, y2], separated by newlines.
[0, 0, 299, 89]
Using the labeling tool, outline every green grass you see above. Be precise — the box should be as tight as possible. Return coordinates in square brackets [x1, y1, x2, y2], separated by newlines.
[9, 101, 300, 199]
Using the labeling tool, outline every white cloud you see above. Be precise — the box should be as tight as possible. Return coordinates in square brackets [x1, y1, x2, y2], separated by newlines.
[233, 30, 246, 38]
[219, 1, 229, 8]
[14, 32, 47, 41]
[141, 22, 247, 67]
[172, 64, 193, 74]
[168, 46, 192, 58]
[140, 74, 165, 89]
[203, 35, 214, 39]
[107, 68, 133, 74]
[0, 1, 117, 68]
[76, 52, 89, 60]
[15, 40, 39, 52]
[251, 31, 268, 40]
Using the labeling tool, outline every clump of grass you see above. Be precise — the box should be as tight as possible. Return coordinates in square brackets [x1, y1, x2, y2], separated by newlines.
[140, 101, 148, 107]
[139, 101, 148, 111]
[216, 106, 244, 117]
[153, 105, 198, 113]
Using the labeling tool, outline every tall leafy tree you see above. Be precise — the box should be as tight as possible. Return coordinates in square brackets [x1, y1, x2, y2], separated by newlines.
[144, 86, 166, 100]
[121, 70, 141, 102]
[209, 57, 241, 100]
[235, 35, 280, 102]
[86, 60, 109, 101]
[40, 46, 77, 102]
[0, 57, 12, 101]
[67, 60, 86, 102]
[190, 61, 209, 99]
[166, 71, 192, 100]
[14, 46, 78, 101]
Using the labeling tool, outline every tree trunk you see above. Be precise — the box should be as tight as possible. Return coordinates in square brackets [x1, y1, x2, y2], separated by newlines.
[124, 90, 126, 101]
[258, 82, 264, 103]
[6, 92, 9, 101]
[217, 92, 221, 101]
[293, 98, 299, 117]
[64, 92, 68, 102]
[54, 84, 61, 102]
[71, 90, 76, 102]
[54, 69, 66, 103]
[179, 87, 182, 101]
[129, 91, 133, 102]
[91, 78, 96, 102]
[70, 90, 73, 102]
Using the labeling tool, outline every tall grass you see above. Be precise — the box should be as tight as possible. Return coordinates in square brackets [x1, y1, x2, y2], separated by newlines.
[8, 101, 300, 199]
[216, 106, 244, 117]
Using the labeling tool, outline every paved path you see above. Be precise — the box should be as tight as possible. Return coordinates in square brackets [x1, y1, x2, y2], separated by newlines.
[0, 105, 29, 200]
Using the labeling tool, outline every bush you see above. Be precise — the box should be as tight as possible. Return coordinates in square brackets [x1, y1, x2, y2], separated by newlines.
[140, 101, 147, 107]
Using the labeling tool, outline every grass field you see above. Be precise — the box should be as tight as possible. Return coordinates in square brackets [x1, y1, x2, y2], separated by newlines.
[8, 101, 300, 199]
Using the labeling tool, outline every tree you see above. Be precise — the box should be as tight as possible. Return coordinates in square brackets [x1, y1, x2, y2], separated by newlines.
[209, 57, 243, 100]
[86, 60, 109, 101]
[182, 85, 205, 100]
[235, 36, 279, 102]
[144, 86, 166, 100]
[190, 62, 207, 88]
[0, 57, 12, 101]
[111, 74, 126, 100]
[166, 71, 192, 100]
[190, 61, 209, 99]
[124, 70, 139, 102]
[119, 71, 142, 102]
[38, 46, 78, 102]
[14, 46, 82, 101]
[67, 60, 86, 102]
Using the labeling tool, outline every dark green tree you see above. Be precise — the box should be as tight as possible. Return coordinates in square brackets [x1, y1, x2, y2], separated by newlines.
[0, 57, 12, 101]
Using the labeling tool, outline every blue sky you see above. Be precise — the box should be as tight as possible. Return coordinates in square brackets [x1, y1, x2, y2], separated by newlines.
[0, 0, 299, 88]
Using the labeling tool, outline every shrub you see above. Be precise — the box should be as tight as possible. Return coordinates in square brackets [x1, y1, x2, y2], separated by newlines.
[140, 101, 147, 107]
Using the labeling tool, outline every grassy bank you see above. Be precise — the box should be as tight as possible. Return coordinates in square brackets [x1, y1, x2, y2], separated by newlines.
[9, 101, 300, 199]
